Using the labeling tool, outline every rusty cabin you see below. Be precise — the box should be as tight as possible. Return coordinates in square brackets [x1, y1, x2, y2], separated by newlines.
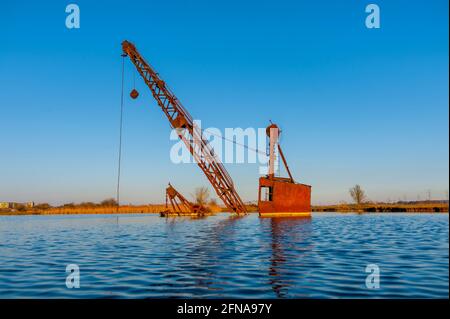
[258, 124, 311, 217]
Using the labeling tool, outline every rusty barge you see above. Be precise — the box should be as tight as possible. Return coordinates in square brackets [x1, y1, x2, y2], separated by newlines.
[258, 124, 311, 217]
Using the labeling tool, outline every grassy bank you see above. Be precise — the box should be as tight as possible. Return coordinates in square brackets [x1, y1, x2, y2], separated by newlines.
[0, 204, 225, 216]
[1, 203, 447, 216]
[312, 202, 448, 213]
[0, 205, 164, 216]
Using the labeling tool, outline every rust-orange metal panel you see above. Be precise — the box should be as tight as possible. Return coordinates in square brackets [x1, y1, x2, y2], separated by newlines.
[258, 177, 311, 216]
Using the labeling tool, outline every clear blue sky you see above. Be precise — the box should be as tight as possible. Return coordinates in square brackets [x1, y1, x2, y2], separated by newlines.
[0, 0, 448, 205]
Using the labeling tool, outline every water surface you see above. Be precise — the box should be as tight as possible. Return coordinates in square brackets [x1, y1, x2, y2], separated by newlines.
[0, 213, 448, 298]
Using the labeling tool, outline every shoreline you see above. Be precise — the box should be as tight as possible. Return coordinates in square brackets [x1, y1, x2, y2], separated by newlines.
[0, 203, 448, 216]
[312, 203, 448, 213]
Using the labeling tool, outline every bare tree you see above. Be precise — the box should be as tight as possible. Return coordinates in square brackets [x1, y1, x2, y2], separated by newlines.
[100, 198, 118, 207]
[194, 187, 210, 206]
[35, 203, 52, 210]
[349, 185, 367, 205]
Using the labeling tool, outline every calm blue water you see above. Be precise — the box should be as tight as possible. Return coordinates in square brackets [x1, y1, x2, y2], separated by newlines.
[0, 213, 448, 298]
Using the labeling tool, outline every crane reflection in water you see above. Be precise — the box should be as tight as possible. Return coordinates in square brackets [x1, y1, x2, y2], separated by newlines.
[159, 214, 314, 298]
[266, 217, 313, 298]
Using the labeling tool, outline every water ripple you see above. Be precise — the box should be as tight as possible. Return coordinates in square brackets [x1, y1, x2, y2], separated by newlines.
[0, 213, 448, 298]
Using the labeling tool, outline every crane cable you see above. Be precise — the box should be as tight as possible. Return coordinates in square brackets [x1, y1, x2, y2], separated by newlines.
[116, 55, 126, 212]
[118, 56, 282, 201]
[201, 128, 268, 157]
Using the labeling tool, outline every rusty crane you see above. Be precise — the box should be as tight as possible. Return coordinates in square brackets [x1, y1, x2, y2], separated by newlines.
[161, 183, 210, 217]
[121, 40, 247, 214]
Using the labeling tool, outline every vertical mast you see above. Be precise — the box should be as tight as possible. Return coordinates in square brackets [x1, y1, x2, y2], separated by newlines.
[266, 123, 279, 179]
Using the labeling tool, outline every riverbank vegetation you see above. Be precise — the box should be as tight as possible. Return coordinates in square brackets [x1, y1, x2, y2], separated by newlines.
[0, 198, 223, 216]
[1, 199, 447, 216]
[312, 201, 448, 213]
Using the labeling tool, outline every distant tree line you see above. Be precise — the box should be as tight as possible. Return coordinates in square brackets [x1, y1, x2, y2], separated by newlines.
[59, 198, 118, 208]
[19, 198, 119, 211]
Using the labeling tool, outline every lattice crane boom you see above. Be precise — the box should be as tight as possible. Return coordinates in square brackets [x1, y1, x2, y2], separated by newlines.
[121, 40, 247, 214]
[165, 183, 206, 215]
